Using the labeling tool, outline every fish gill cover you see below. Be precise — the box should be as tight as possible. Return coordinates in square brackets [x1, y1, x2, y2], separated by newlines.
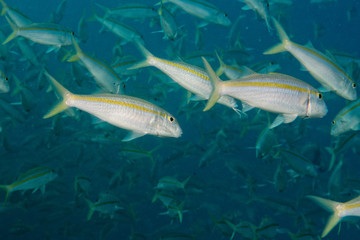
[0, 0, 359, 239]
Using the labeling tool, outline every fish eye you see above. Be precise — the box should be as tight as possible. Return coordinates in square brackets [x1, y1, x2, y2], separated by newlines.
[317, 93, 322, 99]
[224, 13, 228, 17]
[352, 83, 357, 88]
[331, 120, 335, 125]
[5, 77, 8, 81]
[168, 116, 174, 122]
[71, 32, 75, 36]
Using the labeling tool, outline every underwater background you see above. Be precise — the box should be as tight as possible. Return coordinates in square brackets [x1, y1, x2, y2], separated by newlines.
[0, 0, 359, 239]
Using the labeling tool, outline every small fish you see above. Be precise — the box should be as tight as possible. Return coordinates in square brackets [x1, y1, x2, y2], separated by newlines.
[85, 192, 123, 220]
[0, 0, 32, 27]
[163, 0, 231, 26]
[158, 3, 179, 41]
[129, 43, 239, 113]
[241, 0, 272, 31]
[92, 14, 144, 45]
[95, 3, 158, 20]
[331, 99, 360, 136]
[2, 17, 74, 49]
[67, 37, 123, 94]
[264, 18, 357, 101]
[49, 0, 67, 24]
[77, 9, 88, 43]
[307, 195, 360, 238]
[154, 176, 191, 191]
[12, 74, 36, 112]
[0, 71, 9, 93]
[202, 57, 328, 128]
[43, 72, 182, 142]
[0, 167, 58, 202]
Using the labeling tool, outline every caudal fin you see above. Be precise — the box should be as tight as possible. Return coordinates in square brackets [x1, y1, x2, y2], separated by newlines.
[307, 195, 342, 238]
[0, 185, 11, 202]
[43, 72, 72, 119]
[128, 41, 153, 70]
[263, 18, 290, 55]
[85, 198, 95, 221]
[202, 57, 223, 111]
[2, 16, 18, 45]
[67, 37, 83, 62]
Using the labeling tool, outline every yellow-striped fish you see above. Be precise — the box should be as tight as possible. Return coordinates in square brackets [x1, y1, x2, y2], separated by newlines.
[331, 99, 360, 136]
[2, 17, 74, 48]
[0, 0, 32, 27]
[0, 167, 57, 202]
[67, 37, 123, 94]
[202, 57, 328, 128]
[129, 43, 239, 113]
[163, 0, 231, 26]
[85, 192, 123, 220]
[307, 195, 360, 238]
[92, 14, 144, 45]
[43, 72, 182, 142]
[264, 18, 357, 101]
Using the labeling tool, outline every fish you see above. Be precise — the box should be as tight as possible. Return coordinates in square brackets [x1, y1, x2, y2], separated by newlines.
[92, 14, 144, 45]
[264, 18, 357, 101]
[241, 0, 272, 31]
[129, 43, 240, 113]
[162, 0, 231, 26]
[331, 99, 360, 136]
[202, 57, 328, 128]
[43, 72, 182, 142]
[49, 0, 67, 24]
[85, 192, 123, 220]
[154, 176, 191, 191]
[307, 195, 360, 238]
[67, 37, 124, 94]
[2, 17, 74, 49]
[11, 74, 36, 112]
[0, 0, 32, 27]
[0, 167, 58, 202]
[0, 71, 9, 93]
[95, 3, 158, 20]
[158, 3, 179, 41]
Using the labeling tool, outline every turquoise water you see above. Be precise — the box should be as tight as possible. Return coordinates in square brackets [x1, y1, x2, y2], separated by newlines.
[0, 0, 359, 239]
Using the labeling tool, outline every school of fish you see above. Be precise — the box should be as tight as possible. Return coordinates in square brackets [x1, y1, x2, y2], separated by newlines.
[0, 0, 359, 239]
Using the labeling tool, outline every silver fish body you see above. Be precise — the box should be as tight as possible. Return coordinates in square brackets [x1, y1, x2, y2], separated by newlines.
[130, 44, 238, 111]
[202, 57, 327, 128]
[44, 72, 182, 141]
[264, 18, 357, 101]
[218, 73, 327, 119]
[166, 0, 231, 26]
[331, 99, 360, 136]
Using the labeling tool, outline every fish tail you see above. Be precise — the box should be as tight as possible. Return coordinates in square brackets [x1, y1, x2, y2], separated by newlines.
[263, 18, 289, 55]
[202, 57, 223, 111]
[85, 198, 95, 220]
[11, 74, 21, 96]
[177, 202, 184, 223]
[43, 72, 72, 119]
[0, 0, 7, 15]
[94, 3, 108, 17]
[127, 41, 152, 70]
[307, 195, 342, 238]
[67, 37, 83, 62]
[215, 51, 226, 77]
[0, 185, 11, 202]
[2, 16, 18, 45]
[182, 176, 191, 189]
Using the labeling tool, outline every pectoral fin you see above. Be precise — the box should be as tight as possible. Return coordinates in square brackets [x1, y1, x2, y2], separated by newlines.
[122, 131, 146, 142]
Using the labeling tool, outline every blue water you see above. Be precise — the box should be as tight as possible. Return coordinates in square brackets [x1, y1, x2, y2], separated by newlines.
[0, 0, 359, 239]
